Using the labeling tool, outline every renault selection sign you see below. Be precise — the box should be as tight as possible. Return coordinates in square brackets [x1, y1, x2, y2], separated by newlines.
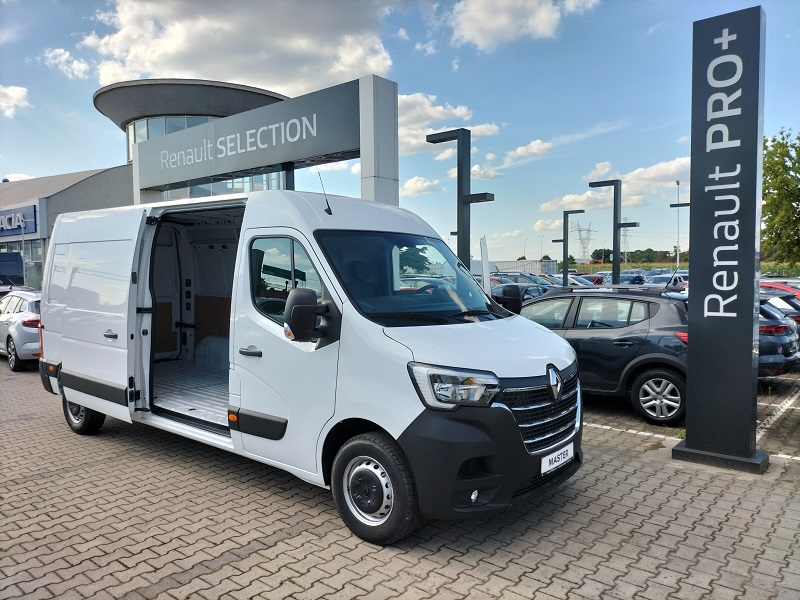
[673, 6, 767, 472]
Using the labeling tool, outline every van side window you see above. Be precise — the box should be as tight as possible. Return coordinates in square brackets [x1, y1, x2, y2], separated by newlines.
[250, 238, 323, 324]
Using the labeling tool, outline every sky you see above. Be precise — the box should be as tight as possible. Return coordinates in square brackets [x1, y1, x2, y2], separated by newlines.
[1, 0, 798, 262]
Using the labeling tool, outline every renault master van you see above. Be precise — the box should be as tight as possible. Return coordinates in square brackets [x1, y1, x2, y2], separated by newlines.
[39, 191, 582, 544]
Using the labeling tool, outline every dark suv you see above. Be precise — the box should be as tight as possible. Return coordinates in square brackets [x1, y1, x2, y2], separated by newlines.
[519, 286, 688, 425]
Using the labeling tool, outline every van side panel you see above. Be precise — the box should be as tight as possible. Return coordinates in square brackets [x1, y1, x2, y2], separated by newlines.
[44, 207, 148, 422]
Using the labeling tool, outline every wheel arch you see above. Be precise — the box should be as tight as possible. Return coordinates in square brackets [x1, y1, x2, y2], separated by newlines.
[620, 354, 687, 395]
[321, 418, 388, 486]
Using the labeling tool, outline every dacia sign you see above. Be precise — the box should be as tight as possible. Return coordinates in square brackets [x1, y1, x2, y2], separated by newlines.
[0, 205, 36, 237]
[673, 6, 767, 473]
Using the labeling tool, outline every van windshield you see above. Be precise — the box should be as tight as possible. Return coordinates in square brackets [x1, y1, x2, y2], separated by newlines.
[316, 230, 507, 326]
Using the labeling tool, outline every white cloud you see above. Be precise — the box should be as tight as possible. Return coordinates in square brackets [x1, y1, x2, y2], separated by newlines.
[350, 162, 361, 175]
[0, 23, 20, 45]
[43, 48, 90, 79]
[583, 161, 613, 182]
[502, 139, 554, 167]
[4, 173, 36, 181]
[0, 85, 30, 117]
[400, 176, 442, 197]
[677, 135, 690, 144]
[449, 0, 599, 52]
[414, 40, 437, 55]
[435, 148, 457, 161]
[309, 162, 349, 172]
[540, 156, 690, 212]
[398, 93, 501, 156]
[396, 27, 409, 40]
[647, 22, 664, 36]
[485, 152, 496, 161]
[78, 0, 394, 96]
[533, 219, 563, 231]
[497, 230, 523, 238]
[446, 163, 502, 180]
[452, 58, 459, 71]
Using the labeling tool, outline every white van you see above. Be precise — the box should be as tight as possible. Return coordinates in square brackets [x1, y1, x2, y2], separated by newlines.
[38, 190, 582, 544]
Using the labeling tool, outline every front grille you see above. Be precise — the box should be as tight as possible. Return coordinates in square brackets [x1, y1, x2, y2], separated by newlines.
[496, 373, 579, 454]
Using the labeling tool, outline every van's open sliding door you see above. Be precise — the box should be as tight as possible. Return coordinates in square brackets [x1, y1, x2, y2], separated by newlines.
[57, 208, 148, 423]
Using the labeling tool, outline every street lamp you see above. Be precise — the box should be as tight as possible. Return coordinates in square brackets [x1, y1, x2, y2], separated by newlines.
[524, 238, 528, 259]
[589, 179, 639, 284]
[670, 180, 690, 271]
[539, 235, 544, 261]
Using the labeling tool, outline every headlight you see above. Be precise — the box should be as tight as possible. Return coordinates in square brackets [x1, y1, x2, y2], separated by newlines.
[408, 362, 500, 410]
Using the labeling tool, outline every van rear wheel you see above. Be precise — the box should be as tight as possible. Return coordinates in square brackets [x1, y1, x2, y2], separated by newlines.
[331, 432, 419, 545]
[62, 395, 106, 435]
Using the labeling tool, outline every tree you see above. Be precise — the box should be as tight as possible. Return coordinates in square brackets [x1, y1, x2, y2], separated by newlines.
[542, 254, 552, 261]
[762, 129, 800, 263]
[399, 246, 430, 273]
[517, 255, 526, 260]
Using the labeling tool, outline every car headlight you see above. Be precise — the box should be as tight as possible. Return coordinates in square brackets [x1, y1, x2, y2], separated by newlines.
[408, 362, 501, 410]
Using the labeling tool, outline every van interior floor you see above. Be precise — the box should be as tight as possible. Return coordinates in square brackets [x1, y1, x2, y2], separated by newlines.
[152, 361, 229, 427]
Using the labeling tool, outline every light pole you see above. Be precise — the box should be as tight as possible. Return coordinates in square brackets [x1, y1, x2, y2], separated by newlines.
[19, 216, 26, 286]
[589, 179, 638, 284]
[670, 180, 690, 272]
[552, 209, 584, 286]
[524, 238, 528, 260]
[539, 235, 544, 261]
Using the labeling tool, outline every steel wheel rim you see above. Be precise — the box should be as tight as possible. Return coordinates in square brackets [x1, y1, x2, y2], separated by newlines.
[342, 455, 394, 526]
[638, 378, 681, 419]
[66, 401, 84, 424]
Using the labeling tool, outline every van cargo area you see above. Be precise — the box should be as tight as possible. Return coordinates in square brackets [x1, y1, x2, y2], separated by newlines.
[148, 205, 245, 430]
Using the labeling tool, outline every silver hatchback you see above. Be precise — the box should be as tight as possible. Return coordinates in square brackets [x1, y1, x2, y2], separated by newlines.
[0, 290, 41, 372]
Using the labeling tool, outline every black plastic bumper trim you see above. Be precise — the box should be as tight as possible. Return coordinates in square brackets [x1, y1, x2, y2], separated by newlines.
[235, 408, 288, 440]
[60, 370, 129, 406]
[39, 359, 61, 394]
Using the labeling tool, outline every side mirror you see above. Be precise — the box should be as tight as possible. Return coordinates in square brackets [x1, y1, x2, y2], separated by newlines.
[283, 288, 329, 342]
[492, 284, 523, 314]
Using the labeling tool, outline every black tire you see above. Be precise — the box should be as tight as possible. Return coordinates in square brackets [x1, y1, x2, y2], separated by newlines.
[331, 432, 420, 545]
[62, 395, 106, 435]
[630, 369, 686, 425]
[7, 337, 26, 372]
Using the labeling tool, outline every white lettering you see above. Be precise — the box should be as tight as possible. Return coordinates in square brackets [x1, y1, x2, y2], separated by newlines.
[713, 271, 738, 291]
[713, 220, 739, 240]
[302, 114, 317, 138]
[226, 134, 236, 156]
[707, 89, 742, 120]
[704, 294, 737, 317]
[709, 164, 741, 180]
[707, 54, 743, 88]
[246, 129, 256, 152]
[161, 151, 169, 169]
[714, 195, 740, 217]
[286, 119, 300, 142]
[713, 244, 738, 267]
[217, 137, 225, 158]
[707, 124, 741, 152]
[257, 126, 269, 148]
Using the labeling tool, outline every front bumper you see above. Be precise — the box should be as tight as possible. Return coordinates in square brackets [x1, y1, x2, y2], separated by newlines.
[397, 403, 583, 520]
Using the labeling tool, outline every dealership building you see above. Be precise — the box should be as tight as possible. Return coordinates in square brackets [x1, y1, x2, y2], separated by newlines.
[0, 76, 398, 288]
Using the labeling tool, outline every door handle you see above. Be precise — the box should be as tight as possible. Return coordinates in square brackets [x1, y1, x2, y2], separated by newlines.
[104, 330, 118, 340]
[613, 341, 632, 347]
[239, 347, 263, 357]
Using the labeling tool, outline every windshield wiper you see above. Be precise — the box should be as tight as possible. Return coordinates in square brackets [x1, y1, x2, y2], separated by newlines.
[451, 309, 493, 318]
[367, 312, 451, 323]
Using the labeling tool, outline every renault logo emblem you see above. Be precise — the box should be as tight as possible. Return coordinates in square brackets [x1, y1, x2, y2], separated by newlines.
[548, 367, 562, 401]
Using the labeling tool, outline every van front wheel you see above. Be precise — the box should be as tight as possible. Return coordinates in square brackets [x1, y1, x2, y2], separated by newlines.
[62, 395, 106, 435]
[331, 432, 420, 545]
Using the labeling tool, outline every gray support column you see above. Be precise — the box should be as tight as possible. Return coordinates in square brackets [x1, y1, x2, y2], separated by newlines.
[282, 162, 295, 191]
[359, 75, 399, 205]
[131, 144, 160, 205]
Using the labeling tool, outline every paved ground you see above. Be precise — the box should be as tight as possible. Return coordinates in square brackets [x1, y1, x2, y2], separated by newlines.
[1, 366, 799, 599]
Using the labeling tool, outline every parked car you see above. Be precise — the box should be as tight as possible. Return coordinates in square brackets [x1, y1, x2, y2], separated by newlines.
[519, 287, 688, 425]
[645, 268, 671, 277]
[618, 274, 646, 285]
[760, 280, 800, 300]
[0, 289, 41, 371]
[761, 291, 800, 326]
[491, 283, 549, 303]
[580, 274, 606, 285]
[492, 272, 557, 288]
[758, 299, 800, 377]
[645, 274, 686, 287]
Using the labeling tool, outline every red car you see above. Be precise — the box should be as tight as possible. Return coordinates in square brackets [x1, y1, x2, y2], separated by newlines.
[760, 281, 800, 300]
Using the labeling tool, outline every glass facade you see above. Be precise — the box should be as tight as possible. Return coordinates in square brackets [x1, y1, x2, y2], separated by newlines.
[126, 115, 284, 200]
[0, 240, 44, 288]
